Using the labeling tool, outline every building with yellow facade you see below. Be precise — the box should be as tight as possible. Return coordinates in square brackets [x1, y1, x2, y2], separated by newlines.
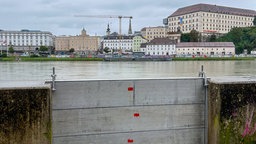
[140, 26, 181, 43]
[55, 28, 100, 53]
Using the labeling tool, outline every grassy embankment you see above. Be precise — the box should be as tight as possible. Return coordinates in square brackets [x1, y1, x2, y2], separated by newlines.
[172, 57, 256, 61]
[0, 57, 104, 61]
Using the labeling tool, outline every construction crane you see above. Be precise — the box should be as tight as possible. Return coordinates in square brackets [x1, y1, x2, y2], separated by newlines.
[74, 15, 133, 35]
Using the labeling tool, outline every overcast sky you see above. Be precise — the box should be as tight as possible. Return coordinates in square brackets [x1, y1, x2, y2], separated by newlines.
[0, 0, 255, 36]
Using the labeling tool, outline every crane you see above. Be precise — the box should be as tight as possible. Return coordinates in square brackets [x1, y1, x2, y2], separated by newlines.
[74, 15, 133, 35]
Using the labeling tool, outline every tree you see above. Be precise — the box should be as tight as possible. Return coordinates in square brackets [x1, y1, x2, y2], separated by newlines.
[8, 46, 14, 54]
[39, 46, 48, 51]
[216, 27, 256, 54]
[181, 33, 190, 42]
[208, 34, 217, 42]
[103, 47, 111, 53]
[189, 29, 200, 42]
[69, 48, 75, 53]
[253, 16, 256, 26]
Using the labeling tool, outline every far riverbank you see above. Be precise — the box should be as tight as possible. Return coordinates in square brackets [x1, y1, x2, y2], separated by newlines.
[0, 56, 255, 62]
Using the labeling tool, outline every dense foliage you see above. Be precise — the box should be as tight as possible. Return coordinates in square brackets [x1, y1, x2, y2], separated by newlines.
[217, 27, 256, 54]
[181, 27, 256, 54]
[8, 46, 14, 54]
[181, 29, 200, 42]
[39, 46, 48, 51]
[69, 48, 75, 53]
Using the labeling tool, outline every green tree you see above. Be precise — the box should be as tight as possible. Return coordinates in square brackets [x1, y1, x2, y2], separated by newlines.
[208, 34, 217, 42]
[181, 33, 190, 42]
[8, 46, 14, 54]
[253, 16, 256, 26]
[69, 48, 75, 53]
[216, 27, 256, 54]
[103, 47, 111, 53]
[39, 46, 48, 51]
[190, 29, 200, 42]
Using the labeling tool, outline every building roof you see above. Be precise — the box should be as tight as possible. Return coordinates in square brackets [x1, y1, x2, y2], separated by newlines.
[141, 28, 146, 31]
[176, 42, 235, 48]
[148, 38, 176, 45]
[169, 3, 256, 17]
[140, 43, 147, 48]
[0, 29, 52, 34]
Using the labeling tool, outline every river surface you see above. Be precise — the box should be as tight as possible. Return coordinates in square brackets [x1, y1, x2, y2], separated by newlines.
[1, 60, 256, 81]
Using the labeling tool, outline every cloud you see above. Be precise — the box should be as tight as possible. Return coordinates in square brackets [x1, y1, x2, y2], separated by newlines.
[0, 0, 255, 36]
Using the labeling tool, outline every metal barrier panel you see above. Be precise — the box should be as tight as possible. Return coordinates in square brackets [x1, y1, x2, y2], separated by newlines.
[52, 78, 205, 144]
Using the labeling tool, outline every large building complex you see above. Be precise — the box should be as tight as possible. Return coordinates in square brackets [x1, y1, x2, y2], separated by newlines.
[165, 3, 256, 35]
[0, 29, 54, 52]
[55, 28, 100, 53]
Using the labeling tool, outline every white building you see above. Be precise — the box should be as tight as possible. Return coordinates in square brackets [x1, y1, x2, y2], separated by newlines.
[0, 29, 54, 52]
[165, 3, 256, 35]
[102, 34, 134, 53]
[146, 38, 176, 56]
[176, 42, 235, 56]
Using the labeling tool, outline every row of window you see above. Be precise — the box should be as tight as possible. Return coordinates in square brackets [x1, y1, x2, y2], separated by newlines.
[177, 48, 226, 51]
[147, 28, 165, 31]
[147, 45, 174, 48]
[147, 35, 165, 39]
[178, 52, 232, 55]
[148, 52, 175, 55]
[0, 36, 48, 40]
[170, 12, 253, 21]
[104, 40, 132, 43]
[147, 48, 175, 51]
[106, 47, 132, 50]
[147, 32, 165, 35]
[169, 19, 252, 27]
[104, 43, 133, 46]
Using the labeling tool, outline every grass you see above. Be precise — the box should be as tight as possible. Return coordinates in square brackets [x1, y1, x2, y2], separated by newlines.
[0, 57, 104, 61]
[172, 57, 256, 61]
[0, 56, 255, 62]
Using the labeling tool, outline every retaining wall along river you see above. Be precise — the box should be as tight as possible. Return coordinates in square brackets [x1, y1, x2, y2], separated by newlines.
[1, 76, 256, 144]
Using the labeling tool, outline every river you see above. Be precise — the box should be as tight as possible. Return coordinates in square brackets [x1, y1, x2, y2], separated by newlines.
[1, 60, 256, 81]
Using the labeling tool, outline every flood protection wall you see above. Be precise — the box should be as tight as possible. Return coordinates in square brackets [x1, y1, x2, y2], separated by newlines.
[52, 78, 205, 144]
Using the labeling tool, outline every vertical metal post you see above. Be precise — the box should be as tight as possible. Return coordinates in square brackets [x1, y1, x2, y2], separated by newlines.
[199, 65, 208, 144]
[51, 67, 57, 91]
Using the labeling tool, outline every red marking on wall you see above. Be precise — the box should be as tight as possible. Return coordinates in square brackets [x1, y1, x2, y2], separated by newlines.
[127, 139, 134, 143]
[128, 87, 134, 91]
[134, 113, 140, 117]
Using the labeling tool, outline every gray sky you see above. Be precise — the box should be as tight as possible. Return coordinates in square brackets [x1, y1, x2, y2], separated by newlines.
[0, 0, 255, 36]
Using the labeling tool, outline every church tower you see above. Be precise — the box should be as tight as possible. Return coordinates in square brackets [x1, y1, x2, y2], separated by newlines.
[81, 28, 87, 36]
[106, 23, 111, 36]
[128, 18, 132, 35]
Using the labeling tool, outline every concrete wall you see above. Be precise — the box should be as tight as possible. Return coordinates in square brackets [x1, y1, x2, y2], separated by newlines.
[52, 78, 205, 144]
[208, 77, 256, 144]
[0, 82, 52, 144]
